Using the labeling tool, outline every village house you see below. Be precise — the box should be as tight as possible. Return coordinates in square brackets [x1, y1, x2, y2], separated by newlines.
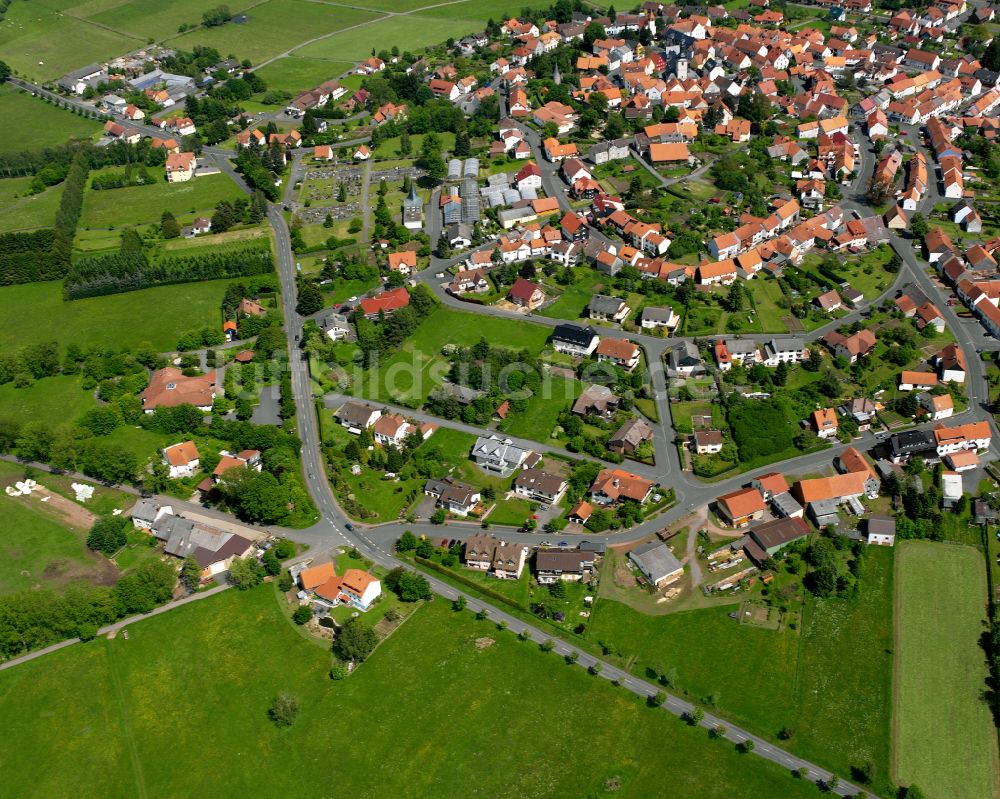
[551, 323, 600, 357]
[590, 468, 655, 505]
[588, 294, 630, 323]
[140, 368, 216, 413]
[334, 401, 381, 432]
[513, 469, 568, 504]
[535, 548, 597, 584]
[595, 338, 641, 372]
[162, 441, 200, 479]
[716, 487, 767, 527]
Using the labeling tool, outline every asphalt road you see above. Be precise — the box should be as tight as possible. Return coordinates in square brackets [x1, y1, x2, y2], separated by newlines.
[9, 89, 988, 796]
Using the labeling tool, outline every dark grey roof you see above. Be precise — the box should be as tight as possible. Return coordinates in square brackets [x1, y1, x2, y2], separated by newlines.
[552, 323, 599, 346]
[588, 294, 625, 314]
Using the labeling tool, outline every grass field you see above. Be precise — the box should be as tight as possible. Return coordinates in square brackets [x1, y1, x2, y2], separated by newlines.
[588, 599, 800, 737]
[538, 269, 608, 321]
[0, 1, 141, 81]
[294, 15, 483, 61]
[355, 306, 550, 406]
[79, 171, 244, 232]
[70, 0, 228, 41]
[0, 279, 232, 353]
[167, 0, 380, 65]
[501, 376, 582, 442]
[793, 547, 895, 791]
[0, 86, 100, 155]
[0, 587, 824, 798]
[893, 541, 999, 799]
[253, 57, 355, 96]
[0, 492, 108, 593]
[588, 550, 897, 784]
[0, 177, 62, 233]
[0, 373, 97, 426]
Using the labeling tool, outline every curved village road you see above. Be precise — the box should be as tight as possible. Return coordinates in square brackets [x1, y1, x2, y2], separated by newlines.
[7, 99, 988, 798]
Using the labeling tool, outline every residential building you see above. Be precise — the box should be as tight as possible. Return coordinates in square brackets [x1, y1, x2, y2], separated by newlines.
[513, 469, 568, 504]
[608, 418, 653, 456]
[334, 401, 382, 432]
[716, 487, 767, 527]
[535, 549, 596, 584]
[140, 368, 216, 412]
[471, 435, 533, 476]
[866, 516, 896, 546]
[551, 323, 600, 356]
[595, 338, 641, 372]
[590, 468, 654, 505]
[162, 440, 200, 478]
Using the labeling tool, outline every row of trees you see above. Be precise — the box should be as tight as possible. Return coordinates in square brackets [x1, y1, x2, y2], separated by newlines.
[0, 560, 176, 659]
[65, 241, 274, 299]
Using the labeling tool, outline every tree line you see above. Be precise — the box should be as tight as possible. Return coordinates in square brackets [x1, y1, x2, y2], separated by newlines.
[0, 560, 176, 661]
[65, 241, 274, 299]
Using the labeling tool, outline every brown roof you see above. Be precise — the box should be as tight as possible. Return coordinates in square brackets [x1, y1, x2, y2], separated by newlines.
[163, 440, 199, 466]
[513, 468, 566, 495]
[717, 487, 766, 518]
[595, 338, 640, 360]
[300, 562, 336, 591]
[141, 368, 216, 410]
[591, 468, 654, 502]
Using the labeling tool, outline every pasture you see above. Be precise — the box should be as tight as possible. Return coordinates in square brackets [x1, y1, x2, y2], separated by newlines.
[78, 171, 244, 233]
[893, 541, 999, 799]
[252, 57, 355, 96]
[0, 177, 62, 234]
[0, 1, 140, 81]
[166, 0, 380, 65]
[294, 15, 483, 61]
[0, 85, 100, 155]
[0, 588, 823, 798]
[0, 279, 233, 353]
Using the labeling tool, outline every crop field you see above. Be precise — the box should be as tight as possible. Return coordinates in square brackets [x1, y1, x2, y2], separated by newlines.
[253, 57, 354, 96]
[0, 177, 62, 233]
[0, 279, 234, 353]
[78, 171, 245, 233]
[0, 587, 824, 798]
[893, 541, 999, 799]
[167, 0, 380, 65]
[0, 1, 141, 81]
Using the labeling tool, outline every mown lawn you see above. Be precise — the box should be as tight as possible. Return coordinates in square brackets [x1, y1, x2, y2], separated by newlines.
[894, 540, 999, 799]
[0, 279, 232, 353]
[0, 85, 100, 155]
[356, 306, 550, 406]
[0, 588, 825, 798]
[538, 269, 608, 321]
